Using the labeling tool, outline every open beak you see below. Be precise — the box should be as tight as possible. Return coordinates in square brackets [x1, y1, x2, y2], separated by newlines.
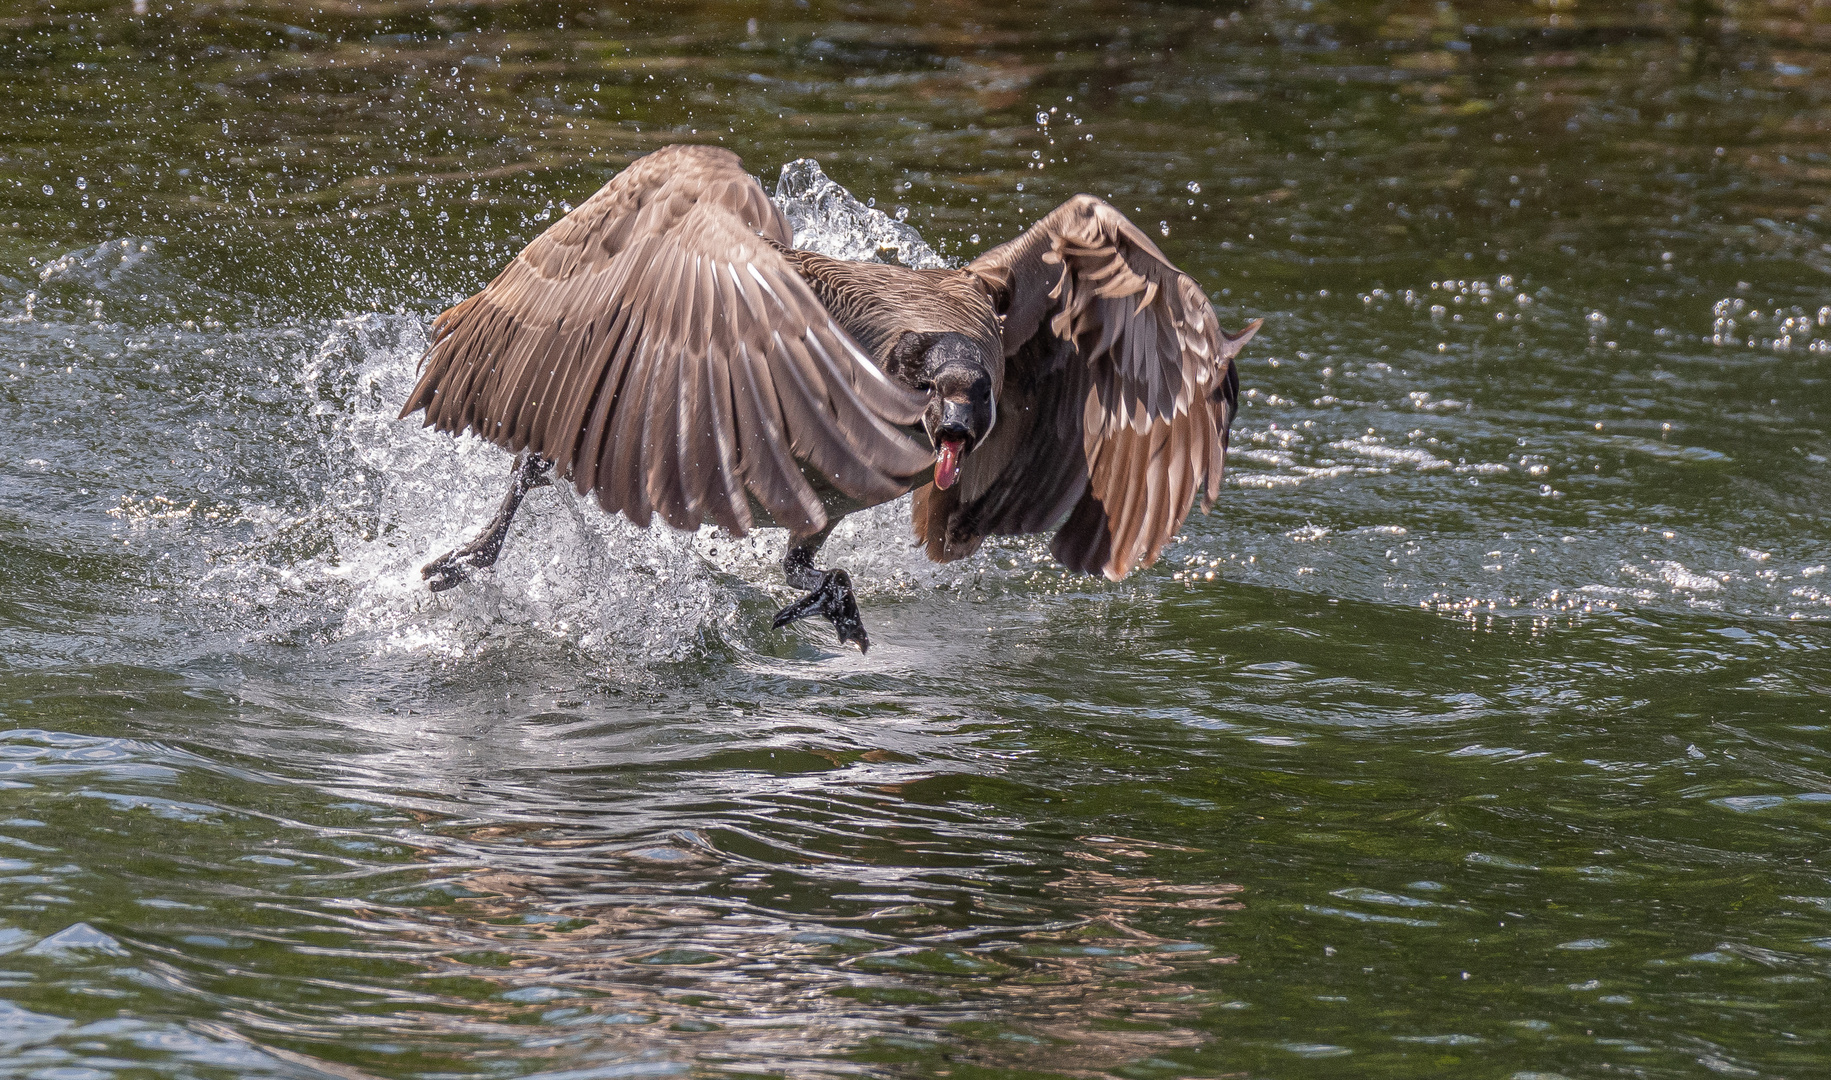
[934, 438, 966, 490]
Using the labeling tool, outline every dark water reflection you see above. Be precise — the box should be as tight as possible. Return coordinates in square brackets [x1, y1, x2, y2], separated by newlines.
[3, 1, 1831, 1077]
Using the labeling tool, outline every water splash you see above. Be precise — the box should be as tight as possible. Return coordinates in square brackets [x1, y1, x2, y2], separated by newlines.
[193, 173, 993, 667]
[269, 313, 734, 666]
[772, 159, 947, 269]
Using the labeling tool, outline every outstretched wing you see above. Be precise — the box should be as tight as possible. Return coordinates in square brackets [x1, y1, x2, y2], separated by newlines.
[914, 194, 1259, 580]
[400, 144, 931, 538]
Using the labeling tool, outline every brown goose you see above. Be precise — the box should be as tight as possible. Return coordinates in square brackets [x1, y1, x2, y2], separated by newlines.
[400, 144, 1260, 652]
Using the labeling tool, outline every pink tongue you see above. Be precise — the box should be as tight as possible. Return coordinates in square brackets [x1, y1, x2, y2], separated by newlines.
[935, 439, 964, 490]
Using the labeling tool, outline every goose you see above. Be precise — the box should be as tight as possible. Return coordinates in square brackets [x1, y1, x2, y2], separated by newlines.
[400, 144, 1260, 653]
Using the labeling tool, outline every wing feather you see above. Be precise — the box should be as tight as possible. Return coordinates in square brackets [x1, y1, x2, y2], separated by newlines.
[571, 302, 641, 497]
[608, 328, 657, 525]
[917, 194, 1259, 580]
[400, 144, 928, 539]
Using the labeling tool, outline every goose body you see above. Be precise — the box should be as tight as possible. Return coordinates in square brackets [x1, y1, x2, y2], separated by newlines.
[401, 144, 1260, 650]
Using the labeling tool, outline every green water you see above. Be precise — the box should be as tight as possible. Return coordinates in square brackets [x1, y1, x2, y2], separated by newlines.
[2, 1, 1830, 1077]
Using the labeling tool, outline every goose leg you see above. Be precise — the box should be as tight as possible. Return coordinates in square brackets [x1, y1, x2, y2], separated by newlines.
[771, 522, 869, 654]
[421, 453, 553, 592]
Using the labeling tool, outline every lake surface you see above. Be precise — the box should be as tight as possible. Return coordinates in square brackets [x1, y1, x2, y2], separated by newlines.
[2, 1, 1830, 1077]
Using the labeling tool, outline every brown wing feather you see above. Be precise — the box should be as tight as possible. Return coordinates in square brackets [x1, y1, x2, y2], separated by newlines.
[400, 144, 930, 539]
[922, 194, 1259, 580]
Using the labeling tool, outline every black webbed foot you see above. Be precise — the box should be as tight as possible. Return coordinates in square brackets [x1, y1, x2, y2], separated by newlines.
[772, 568, 869, 654]
[421, 551, 470, 592]
[420, 454, 552, 593]
[419, 518, 512, 591]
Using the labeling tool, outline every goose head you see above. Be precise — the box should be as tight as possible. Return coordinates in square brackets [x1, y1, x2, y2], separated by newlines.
[891, 331, 995, 491]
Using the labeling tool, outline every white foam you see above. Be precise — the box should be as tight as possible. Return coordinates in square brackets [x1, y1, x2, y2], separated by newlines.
[1621, 560, 1725, 594]
[1233, 473, 1308, 489]
[1232, 448, 1296, 467]
[1232, 464, 1353, 488]
[1328, 437, 1451, 470]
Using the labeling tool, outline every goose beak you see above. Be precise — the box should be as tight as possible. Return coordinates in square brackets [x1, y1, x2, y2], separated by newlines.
[934, 438, 966, 490]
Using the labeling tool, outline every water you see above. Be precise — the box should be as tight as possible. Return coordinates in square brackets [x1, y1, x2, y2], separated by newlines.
[2, 1, 1830, 1076]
